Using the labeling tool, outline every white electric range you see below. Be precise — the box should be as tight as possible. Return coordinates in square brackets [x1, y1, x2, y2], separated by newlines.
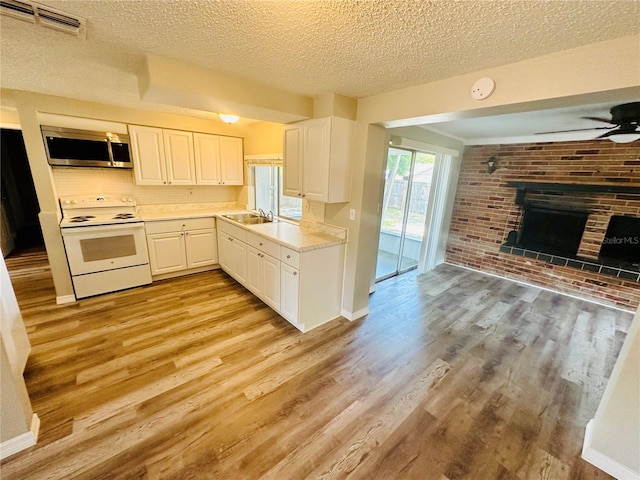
[59, 195, 151, 299]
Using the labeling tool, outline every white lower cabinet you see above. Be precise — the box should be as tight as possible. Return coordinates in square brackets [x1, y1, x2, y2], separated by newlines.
[280, 263, 300, 327]
[146, 217, 217, 277]
[217, 225, 247, 284]
[147, 232, 187, 274]
[247, 246, 280, 311]
[217, 218, 345, 333]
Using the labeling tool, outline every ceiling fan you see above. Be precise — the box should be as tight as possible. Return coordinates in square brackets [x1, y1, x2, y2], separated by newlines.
[538, 101, 640, 143]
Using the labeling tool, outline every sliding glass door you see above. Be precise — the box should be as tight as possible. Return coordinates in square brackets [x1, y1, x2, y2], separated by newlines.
[376, 147, 435, 281]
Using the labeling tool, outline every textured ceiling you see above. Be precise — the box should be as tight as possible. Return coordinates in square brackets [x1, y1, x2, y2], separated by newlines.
[0, 0, 639, 137]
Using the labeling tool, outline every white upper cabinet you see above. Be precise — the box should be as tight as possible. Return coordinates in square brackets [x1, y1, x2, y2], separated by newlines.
[282, 116, 354, 203]
[130, 125, 194, 185]
[194, 133, 244, 186]
[283, 124, 304, 198]
[163, 129, 196, 185]
[129, 125, 167, 185]
[194, 133, 222, 185]
[219, 136, 244, 185]
[130, 125, 243, 186]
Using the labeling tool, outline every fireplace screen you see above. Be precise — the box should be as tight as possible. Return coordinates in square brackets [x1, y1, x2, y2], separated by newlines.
[518, 207, 588, 256]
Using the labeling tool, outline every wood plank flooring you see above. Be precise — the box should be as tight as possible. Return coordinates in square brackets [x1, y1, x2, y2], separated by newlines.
[1, 249, 632, 479]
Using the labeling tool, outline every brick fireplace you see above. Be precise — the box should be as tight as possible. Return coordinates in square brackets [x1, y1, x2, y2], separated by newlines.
[445, 140, 640, 310]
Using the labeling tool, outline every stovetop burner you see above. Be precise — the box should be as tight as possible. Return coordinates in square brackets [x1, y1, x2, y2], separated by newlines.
[113, 213, 135, 219]
[69, 215, 96, 223]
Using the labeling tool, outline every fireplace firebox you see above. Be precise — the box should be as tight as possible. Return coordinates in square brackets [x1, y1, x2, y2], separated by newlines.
[599, 215, 640, 266]
[518, 206, 588, 257]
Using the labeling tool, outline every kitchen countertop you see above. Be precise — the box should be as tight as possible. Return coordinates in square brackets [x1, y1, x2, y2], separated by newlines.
[137, 204, 347, 252]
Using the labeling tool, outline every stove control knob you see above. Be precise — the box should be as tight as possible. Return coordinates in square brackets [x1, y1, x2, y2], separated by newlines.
[63, 199, 71, 205]
[71, 199, 78, 204]
[121, 197, 128, 202]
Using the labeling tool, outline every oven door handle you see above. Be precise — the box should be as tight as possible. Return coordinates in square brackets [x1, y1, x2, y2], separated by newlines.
[61, 222, 145, 235]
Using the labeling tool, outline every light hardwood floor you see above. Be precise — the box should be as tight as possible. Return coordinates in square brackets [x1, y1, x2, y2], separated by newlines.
[1, 248, 632, 479]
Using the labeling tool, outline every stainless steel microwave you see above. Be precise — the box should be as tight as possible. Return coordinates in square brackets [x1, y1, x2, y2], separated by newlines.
[41, 126, 133, 168]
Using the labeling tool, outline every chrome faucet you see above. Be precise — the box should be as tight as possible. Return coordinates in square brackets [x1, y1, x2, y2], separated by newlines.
[267, 210, 274, 221]
[258, 208, 266, 218]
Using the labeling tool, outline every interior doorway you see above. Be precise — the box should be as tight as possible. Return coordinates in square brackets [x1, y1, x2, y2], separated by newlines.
[1, 128, 44, 257]
[375, 147, 435, 281]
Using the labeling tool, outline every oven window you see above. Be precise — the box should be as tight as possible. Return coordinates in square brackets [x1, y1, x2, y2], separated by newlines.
[80, 235, 137, 262]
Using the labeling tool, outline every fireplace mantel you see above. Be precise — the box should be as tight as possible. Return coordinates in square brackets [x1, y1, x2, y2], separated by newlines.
[505, 181, 640, 195]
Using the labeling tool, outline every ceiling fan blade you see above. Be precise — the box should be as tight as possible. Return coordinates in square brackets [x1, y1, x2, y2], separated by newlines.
[536, 126, 613, 135]
[596, 124, 640, 139]
[582, 116, 615, 125]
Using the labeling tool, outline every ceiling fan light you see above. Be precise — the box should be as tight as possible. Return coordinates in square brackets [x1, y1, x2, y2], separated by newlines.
[609, 133, 640, 143]
[218, 113, 240, 124]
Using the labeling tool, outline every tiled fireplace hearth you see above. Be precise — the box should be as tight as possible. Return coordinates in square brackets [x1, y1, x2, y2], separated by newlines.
[498, 245, 640, 282]
[446, 140, 640, 310]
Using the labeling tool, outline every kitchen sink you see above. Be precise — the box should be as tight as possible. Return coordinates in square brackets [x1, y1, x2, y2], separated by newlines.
[221, 213, 274, 224]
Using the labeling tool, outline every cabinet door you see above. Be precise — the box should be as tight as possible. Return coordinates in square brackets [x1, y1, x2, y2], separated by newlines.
[217, 231, 233, 273]
[129, 126, 167, 185]
[303, 118, 331, 202]
[280, 263, 300, 326]
[261, 253, 281, 311]
[283, 124, 304, 198]
[185, 229, 217, 268]
[219, 136, 244, 185]
[147, 232, 186, 275]
[246, 245, 262, 295]
[230, 237, 247, 284]
[194, 133, 222, 185]
[163, 129, 195, 185]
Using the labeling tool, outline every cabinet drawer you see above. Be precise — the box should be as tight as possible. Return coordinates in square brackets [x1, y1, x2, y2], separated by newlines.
[281, 247, 299, 268]
[182, 217, 215, 231]
[146, 219, 184, 234]
[246, 232, 280, 259]
[145, 217, 215, 234]
[217, 218, 247, 242]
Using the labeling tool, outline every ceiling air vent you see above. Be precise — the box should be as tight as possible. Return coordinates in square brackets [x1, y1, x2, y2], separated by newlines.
[0, 0, 86, 38]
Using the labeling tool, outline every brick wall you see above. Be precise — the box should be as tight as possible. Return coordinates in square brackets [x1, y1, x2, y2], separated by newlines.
[445, 140, 640, 310]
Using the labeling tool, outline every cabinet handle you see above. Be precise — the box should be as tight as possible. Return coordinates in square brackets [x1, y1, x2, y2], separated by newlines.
[293, 271, 297, 276]
[229, 237, 233, 241]
[286, 255, 291, 259]
[259, 242, 263, 246]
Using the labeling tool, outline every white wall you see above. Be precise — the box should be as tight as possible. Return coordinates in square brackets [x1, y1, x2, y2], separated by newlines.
[0, 253, 38, 457]
[582, 304, 640, 479]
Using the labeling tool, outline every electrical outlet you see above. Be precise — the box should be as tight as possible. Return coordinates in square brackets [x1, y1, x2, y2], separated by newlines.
[349, 209, 356, 221]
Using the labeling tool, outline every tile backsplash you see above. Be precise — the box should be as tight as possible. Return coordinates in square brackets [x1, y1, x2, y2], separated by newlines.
[52, 167, 240, 205]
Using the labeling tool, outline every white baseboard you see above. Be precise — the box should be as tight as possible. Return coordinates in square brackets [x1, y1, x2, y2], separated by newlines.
[582, 419, 640, 480]
[56, 294, 76, 304]
[341, 307, 369, 321]
[0, 413, 40, 460]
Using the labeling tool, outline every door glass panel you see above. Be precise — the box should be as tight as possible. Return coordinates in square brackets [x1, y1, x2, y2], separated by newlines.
[376, 148, 435, 281]
[376, 148, 412, 280]
[400, 151, 434, 271]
